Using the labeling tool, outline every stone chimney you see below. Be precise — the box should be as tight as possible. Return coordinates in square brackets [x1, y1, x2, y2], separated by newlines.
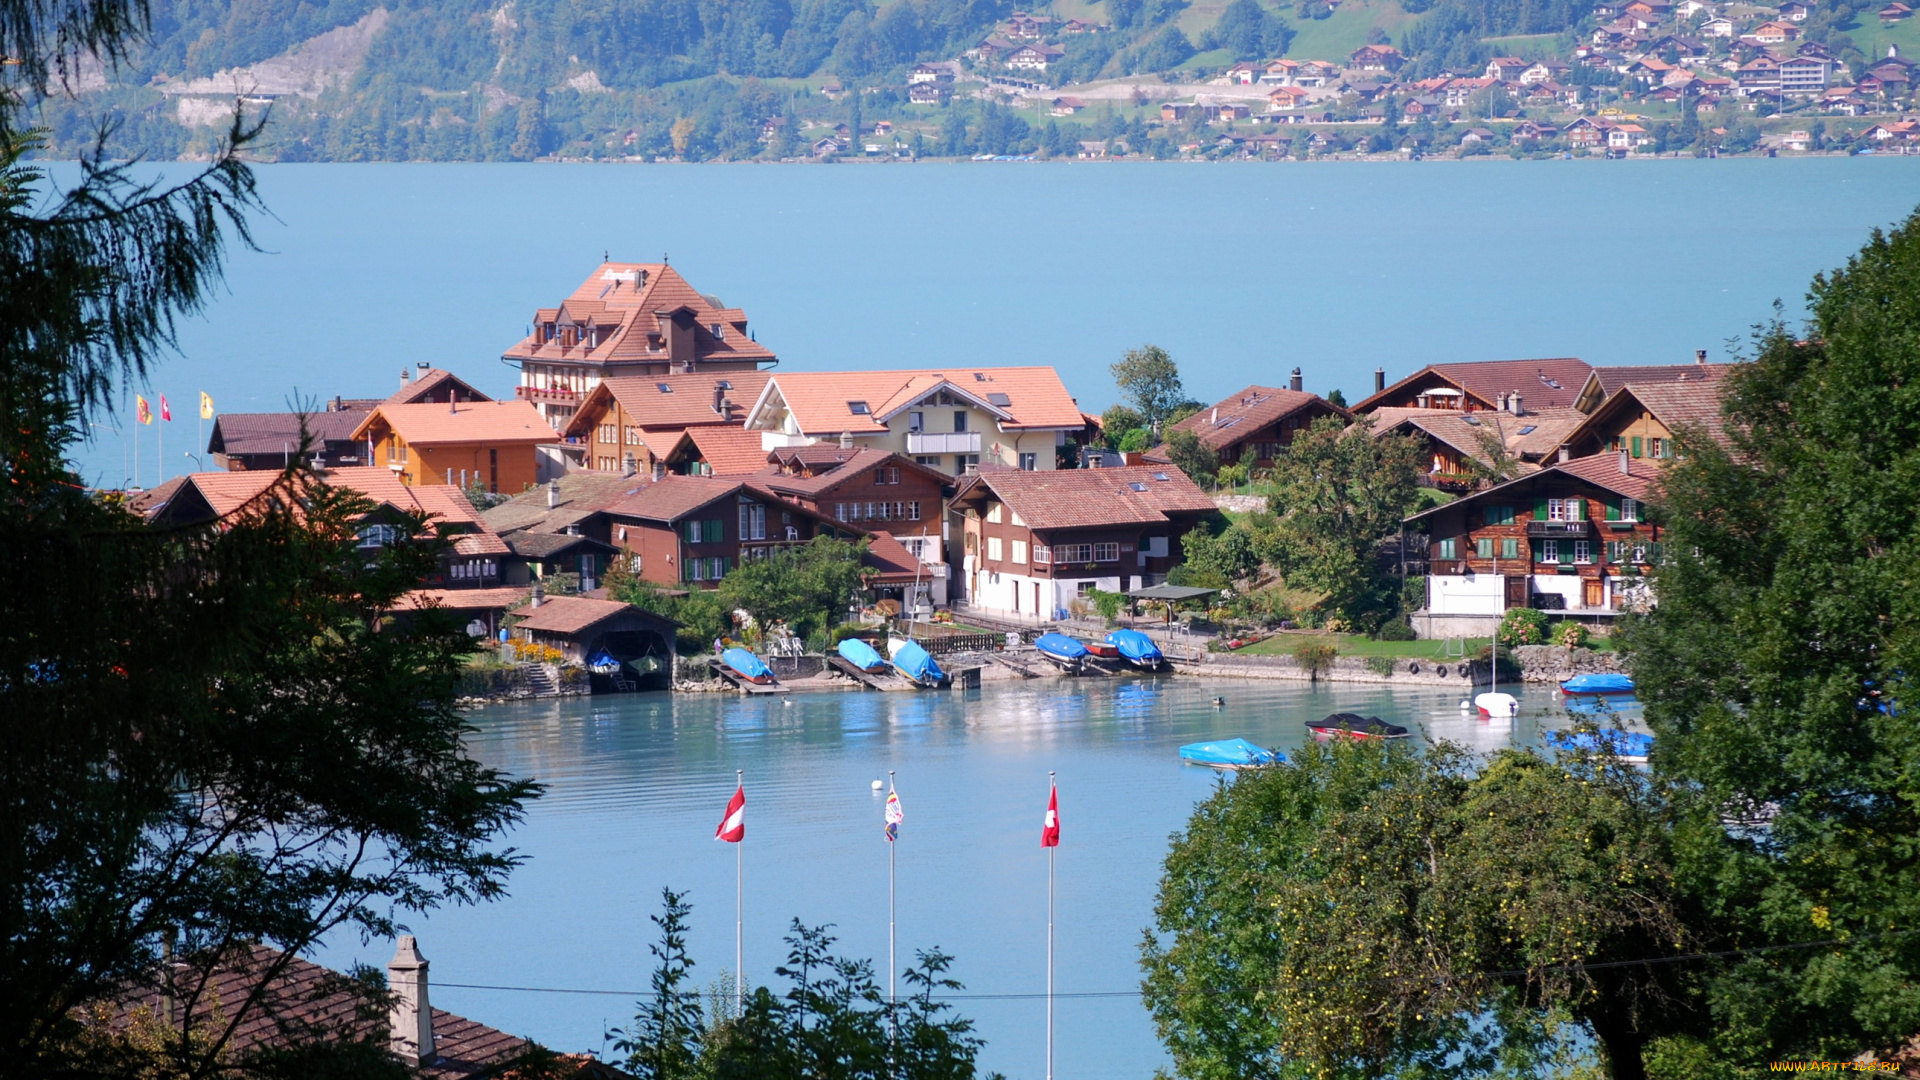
[400, 367, 411, 388]
[388, 936, 434, 1065]
[1290, 367, 1303, 393]
[1619, 447, 1630, 474]
[546, 479, 560, 509]
[1509, 393, 1525, 416]
[652, 461, 666, 481]
[1558, 446, 1570, 463]
[530, 579, 545, 608]
[1374, 367, 1386, 393]
[622, 454, 637, 478]
[840, 430, 854, 449]
[1695, 349, 1707, 364]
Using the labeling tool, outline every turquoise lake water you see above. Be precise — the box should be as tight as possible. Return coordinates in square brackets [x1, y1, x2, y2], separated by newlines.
[78, 157, 1920, 487]
[318, 678, 1631, 1079]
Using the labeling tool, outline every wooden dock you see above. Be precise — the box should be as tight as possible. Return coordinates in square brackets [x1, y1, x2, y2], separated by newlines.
[708, 658, 791, 694]
[827, 656, 921, 692]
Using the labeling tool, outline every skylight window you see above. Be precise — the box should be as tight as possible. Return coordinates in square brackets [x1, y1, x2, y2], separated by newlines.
[848, 401, 871, 415]
[1517, 424, 1538, 435]
[1463, 414, 1481, 426]
[656, 383, 673, 393]
[973, 373, 988, 382]
[1153, 472, 1171, 481]
[1127, 482, 1149, 492]
[986, 392, 1012, 407]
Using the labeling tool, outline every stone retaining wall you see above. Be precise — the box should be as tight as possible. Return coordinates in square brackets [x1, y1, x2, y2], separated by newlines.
[1507, 645, 1627, 683]
[1178, 647, 1623, 686]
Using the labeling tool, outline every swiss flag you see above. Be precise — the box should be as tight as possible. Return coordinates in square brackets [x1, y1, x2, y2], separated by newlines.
[715, 783, 745, 843]
[1041, 784, 1060, 848]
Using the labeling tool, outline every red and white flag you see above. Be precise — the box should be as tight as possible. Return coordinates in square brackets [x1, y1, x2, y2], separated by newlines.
[1041, 784, 1060, 848]
[715, 783, 745, 843]
[159, 394, 172, 422]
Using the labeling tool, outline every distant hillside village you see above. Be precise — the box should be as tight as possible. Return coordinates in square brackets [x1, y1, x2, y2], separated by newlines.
[30, 0, 1919, 160]
[131, 259, 1741, 692]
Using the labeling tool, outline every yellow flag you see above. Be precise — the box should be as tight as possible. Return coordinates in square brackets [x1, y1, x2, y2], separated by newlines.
[199, 391, 214, 419]
[136, 395, 152, 425]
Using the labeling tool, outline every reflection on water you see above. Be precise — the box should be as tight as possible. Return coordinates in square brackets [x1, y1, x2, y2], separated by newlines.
[317, 677, 1640, 1079]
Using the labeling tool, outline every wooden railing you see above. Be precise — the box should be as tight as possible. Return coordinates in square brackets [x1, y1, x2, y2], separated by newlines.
[917, 632, 1004, 656]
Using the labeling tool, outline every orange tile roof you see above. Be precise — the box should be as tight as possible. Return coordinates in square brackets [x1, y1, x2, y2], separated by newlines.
[863, 530, 932, 582]
[756, 448, 948, 498]
[603, 475, 754, 524]
[1165, 385, 1343, 452]
[753, 368, 1084, 437]
[398, 586, 531, 611]
[500, 263, 776, 369]
[1573, 362, 1736, 412]
[351, 401, 552, 447]
[954, 465, 1217, 530]
[1356, 358, 1594, 413]
[1406, 452, 1660, 524]
[686, 426, 775, 476]
[561, 370, 773, 438]
[321, 467, 485, 528]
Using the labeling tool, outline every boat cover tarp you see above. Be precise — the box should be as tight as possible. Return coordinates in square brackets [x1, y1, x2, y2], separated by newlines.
[1309, 712, 1410, 738]
[837, 637, 889, 672]
[722, 647, 773, 681]
[890, 638, 945, 684]
[1561, 673, 1636, 694]
[1547, 729, 1654, 759]
[1179, 738, 1284, 767]
[1035, 632, 1090, 660]
[586, 650, 622, 674]
[1106, 628, 1164, 663]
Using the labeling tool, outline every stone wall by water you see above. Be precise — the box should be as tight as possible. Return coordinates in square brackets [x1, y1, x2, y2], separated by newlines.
[1176, 647, 1624, 686]
[1507, 645, 1627, 683]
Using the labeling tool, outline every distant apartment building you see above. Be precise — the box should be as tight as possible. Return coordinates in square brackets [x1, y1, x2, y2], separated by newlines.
[500, 262, 778, 430]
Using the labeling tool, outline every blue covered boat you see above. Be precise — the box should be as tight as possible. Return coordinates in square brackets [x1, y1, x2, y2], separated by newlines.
[837, 637, 890, 673]
[1035, 632, 1091, 669]
[1179, 738, 1285, 770]
[889, 638, 947, 686]
[720, 647, 776, 685]
[1547, 729, 1653, 764]
[1560, 673, 1636, 695]
[1106, 629, 1165, 669]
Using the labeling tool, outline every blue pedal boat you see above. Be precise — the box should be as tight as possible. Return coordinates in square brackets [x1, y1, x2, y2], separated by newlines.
[1560, 673, 1636, 695]
[1547, 729, 1653, 764]
[1179, 738, 1285, 770]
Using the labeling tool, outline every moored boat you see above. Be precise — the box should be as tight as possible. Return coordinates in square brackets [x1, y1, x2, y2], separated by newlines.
[1179, 738, 1285, 770]
[889, 638, 947, 686]
[1475, 692, 1518, 720]
[1546, 729, 1653, 764]
[1306, 713, 1411, 740]
[1560, 673, 1635, 696]
[1035, 632, 1091, 669]
[1106, 629, 1165, 669]
[836, 637, 890, 673]
[1085, 640, 1121, 659]
[721, 647, 776, 685]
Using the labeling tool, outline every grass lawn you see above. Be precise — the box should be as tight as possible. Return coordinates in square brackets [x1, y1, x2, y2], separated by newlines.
[1284, 0, 1427, 63]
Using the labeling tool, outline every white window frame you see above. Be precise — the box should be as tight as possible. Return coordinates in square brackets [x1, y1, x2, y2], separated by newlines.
[1093, 542, 1121, 562]
[1541, 539, 1560, 564]
[1033, 544, 1051, 564]
[986, 502, 1003, 523]
[1574, 539, 1592, 564]
[1012, 540, 1028, 565]
[1619, 497, 1639, 522]
[987, 536, 1003, 561]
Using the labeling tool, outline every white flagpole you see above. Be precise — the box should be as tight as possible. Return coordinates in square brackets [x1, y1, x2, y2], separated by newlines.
[888, 769, 897, 1017]
[736, 768, 744, 1016]
[1047, 770, 1056, 1080]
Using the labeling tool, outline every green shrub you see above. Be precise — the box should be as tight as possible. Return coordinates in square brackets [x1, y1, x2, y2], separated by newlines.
[1374, 616, 1416, 641]
[1291, 639, 1338, 679]
[1365, 655, 1396, 676]
[1549, 619, 1589, 648]
[1085, 587, 1127, 623]
[1497, 607, 1549, 647]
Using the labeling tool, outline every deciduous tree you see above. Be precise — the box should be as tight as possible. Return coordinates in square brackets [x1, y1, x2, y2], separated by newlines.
[1111, 344, 1186, 432]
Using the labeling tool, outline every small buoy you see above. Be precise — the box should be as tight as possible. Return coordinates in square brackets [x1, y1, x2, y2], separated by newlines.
[783, 698, 793, 707]
[1460, 700, 1471, 712]
[1211, 696, 1225, 708]
[871, 779, 884, 791]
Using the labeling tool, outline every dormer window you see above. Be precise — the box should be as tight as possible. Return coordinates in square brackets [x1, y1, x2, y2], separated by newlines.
[711, 323, 725, 340]
[657, 383, 673, 393]
[973, 373, 988, 381]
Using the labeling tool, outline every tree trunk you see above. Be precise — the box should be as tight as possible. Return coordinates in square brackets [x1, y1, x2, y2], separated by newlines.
[1588, 1012, 1648, 1080]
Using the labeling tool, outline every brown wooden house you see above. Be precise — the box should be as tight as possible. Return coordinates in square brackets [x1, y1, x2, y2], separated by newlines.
[1555, 371, 1732, 461]
[1354, 357, 1594, 414]
[947, 465, 1218, 619]
[1154, 380, 1348, 470]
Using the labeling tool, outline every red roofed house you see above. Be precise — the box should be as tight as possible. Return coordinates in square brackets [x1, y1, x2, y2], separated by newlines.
[561, 370, 773, 476]
[107, 937, 627, 1079]
[501, 262, 779, 429]
[1349, 44, 1405, 71]
[741, 367, 1088, 476]
[947, 465, 1220, 619]
[509, 594, 679, 690]
[351, 400, 553, 493]
[1353, 357, 1595, 414]
[1404, 453, 1669, 635]
[205, 366, 493, 472]
[1554, 366, 1734, 460]
[1153, 377, 1349, 471]
[757, 447, 953, 569]
[597, 475, 857, 589]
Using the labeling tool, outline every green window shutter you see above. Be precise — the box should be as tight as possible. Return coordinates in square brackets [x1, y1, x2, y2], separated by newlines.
[708, 519, 724, 542]
[1631, 436, 1644, 458]
[1650, 541, 1664, 564]
[1503, 537, 1519, 559]
[1439, 538, 1456, 560]
[1483, 506, 1498, 527]
[1605, 499, 1620, 521]
[1477, 538, 1494, 558]
[1504, 505, 1517, 525]
[684, 521, 698, 543]
[1533, 497, 1549, 520]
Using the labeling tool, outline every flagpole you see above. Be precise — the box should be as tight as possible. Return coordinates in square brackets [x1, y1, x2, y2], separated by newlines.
[1047, 770, 1056, 1080]
[888, 769, 896, 1019]
[736, 768, 744, 1016]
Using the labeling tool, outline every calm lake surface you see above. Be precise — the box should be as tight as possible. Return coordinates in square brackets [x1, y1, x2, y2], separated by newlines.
[318, 677, 1626, 1079]
[79, 157, 1920, 487]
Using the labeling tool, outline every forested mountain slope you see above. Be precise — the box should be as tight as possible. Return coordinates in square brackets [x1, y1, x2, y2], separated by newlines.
[29, 0, 1594, 161]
